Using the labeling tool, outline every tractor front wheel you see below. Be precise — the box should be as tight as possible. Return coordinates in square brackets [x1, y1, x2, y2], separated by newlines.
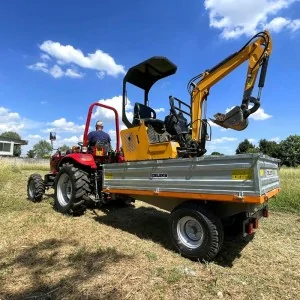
[27, 173, 45, 202]
[54, 163, 90, 215]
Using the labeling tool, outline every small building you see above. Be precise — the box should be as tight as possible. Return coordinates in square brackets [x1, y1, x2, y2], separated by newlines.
[0, 137, 28, 157]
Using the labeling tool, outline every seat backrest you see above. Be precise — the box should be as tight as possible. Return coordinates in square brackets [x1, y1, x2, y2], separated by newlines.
[134, 102, 156, 120]
[164, 112, 189, 136]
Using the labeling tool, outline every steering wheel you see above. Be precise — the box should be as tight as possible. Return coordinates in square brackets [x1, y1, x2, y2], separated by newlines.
[78, 142, 83, 147]
[169, 96, 179, 122]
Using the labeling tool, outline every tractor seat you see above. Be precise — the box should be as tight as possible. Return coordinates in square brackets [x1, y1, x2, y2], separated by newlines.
[132, 102, 165, 129]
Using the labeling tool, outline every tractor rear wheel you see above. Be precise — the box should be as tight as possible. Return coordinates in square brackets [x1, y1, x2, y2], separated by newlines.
[27, 173, 45, 202]
[54, 163, 90, 215]
[170, 202, 224, 262]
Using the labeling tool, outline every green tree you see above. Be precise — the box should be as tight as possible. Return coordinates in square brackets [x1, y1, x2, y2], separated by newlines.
[211, 151, 224, 156]
[59, 144, 71, 152]
[26, 149, 36, 158]
[32, 140, 52, 158]
[258, 139, 280, 158]
[0, 131, 22, 156]
[236, 139, 258, 154]
[278, 135, 300, 167]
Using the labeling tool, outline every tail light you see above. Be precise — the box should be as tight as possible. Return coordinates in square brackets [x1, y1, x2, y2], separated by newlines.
[263, 208, 269, 218]
[247, 223, 254, 235]
[252, 218, 259, 229]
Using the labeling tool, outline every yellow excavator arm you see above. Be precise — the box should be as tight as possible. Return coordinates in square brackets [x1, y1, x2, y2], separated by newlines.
[188, 30, 272, 141]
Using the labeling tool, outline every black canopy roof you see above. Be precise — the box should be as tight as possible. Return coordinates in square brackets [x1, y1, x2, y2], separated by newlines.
[123, 56, 177, 92]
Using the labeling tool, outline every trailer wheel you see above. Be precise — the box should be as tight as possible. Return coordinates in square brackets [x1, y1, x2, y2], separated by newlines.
[54, 163, 90, 215]
[27, 173, 45, 202]
[170, 203, 223, 261]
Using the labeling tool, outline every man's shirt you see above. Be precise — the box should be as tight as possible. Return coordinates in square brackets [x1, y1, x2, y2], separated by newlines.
[87, 130, 111, 146]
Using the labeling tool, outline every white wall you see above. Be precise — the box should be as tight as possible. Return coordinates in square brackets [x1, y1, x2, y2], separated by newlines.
[0, 156, 49, 165]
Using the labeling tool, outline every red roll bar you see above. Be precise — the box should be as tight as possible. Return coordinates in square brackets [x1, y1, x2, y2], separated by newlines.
[83, 102, 120, 152]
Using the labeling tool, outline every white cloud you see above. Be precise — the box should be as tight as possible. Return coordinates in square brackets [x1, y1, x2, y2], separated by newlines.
[27, 134, 42, 139]
[92, 95, 134, 127]
[287, 19, 300, 31]
[154, 108, 165, 113]
[90, 96, 135, 149]
[62, 135, 82, 144]
[204, 0, 300, 39]
[49, 64, 64, 78]
[210, 136, 238, 144]
[208, 119, 219, 127]
[28, 62, 48, 73]
[266, 16, 300, 32]
[96, 71, 105, 80]
[27, 62, 84, 79]
[206, 144, 236, 155]
[43, 118, 86, 133]
[248, 138, 256, 144]
[266, 16, 290, 32]
[249, 108, 272, 120]
[40, 101, 47, 105]
[39, 41, 125, 77]
[41, 53, 51, 61]
[225, 106, 272, 121]
[0, 107, 43, 156]
[0, 107, 24, 133]
[65, 68, 84, 78]
[270, 136, 280, 142]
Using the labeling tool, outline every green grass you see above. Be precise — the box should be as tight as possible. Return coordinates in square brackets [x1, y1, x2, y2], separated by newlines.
[0, 162, 299, 299]
[0, 162, 20, 186]
[17, 164, 50, 171]
[269, 167, 300, 213]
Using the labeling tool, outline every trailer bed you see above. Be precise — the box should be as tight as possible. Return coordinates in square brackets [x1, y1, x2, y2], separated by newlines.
[102, 153, 281, 204]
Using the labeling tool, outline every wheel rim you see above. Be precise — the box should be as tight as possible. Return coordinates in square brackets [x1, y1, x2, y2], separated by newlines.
[57, 173, 73, 207]
[177, 216, 204, 249]
[28, 179, 35, 198]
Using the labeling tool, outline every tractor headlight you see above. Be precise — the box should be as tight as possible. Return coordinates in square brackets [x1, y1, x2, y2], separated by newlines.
[82, 146, 88, 153]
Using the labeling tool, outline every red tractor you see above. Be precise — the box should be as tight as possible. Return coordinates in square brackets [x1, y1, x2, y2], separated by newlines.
[27, 102, 127, 215]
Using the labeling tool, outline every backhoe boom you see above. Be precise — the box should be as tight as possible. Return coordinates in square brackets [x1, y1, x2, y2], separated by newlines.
[188, 30, 272, 141]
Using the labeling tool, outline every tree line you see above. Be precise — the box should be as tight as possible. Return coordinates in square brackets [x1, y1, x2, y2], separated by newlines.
[234, 134, 300, 167]
[0, 131, 69, 159]
[2, 131, 299, 167]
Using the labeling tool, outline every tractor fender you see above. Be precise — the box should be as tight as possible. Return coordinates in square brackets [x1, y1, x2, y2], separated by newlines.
[58, 153, 97, 169]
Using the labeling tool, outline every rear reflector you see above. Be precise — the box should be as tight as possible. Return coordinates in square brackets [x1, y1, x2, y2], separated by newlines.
[247, 223, 254, 235]
[263, 209, 269, 218]
[253, 218, 259, 229]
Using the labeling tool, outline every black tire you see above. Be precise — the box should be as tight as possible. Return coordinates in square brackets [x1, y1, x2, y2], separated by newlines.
[170, 202, 224, 262]
[54, 163, 91, 215]
[27, 173, 45, 202]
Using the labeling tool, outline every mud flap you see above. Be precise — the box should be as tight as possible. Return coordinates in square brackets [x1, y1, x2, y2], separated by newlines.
[210, 106, 249, 131]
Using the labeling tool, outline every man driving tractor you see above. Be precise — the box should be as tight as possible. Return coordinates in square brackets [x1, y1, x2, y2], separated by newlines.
[87, 120, 112, 150]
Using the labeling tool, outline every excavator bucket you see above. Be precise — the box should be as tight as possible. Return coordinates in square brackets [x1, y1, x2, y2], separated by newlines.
[210, 106, 248, 131]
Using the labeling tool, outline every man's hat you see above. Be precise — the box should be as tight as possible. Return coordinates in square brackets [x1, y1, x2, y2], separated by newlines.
[96, 120, 104, 127]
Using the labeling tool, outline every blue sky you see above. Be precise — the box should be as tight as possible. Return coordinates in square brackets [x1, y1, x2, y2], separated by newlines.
[1, 0, 300, 156]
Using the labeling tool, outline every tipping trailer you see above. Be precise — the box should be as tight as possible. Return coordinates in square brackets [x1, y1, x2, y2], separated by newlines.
[102, 153, 280, 260]
[27, 31, 281, 261]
